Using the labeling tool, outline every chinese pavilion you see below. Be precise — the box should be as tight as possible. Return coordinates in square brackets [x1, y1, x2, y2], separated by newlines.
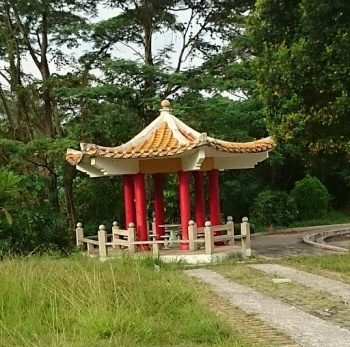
[66, 100, 275, 250]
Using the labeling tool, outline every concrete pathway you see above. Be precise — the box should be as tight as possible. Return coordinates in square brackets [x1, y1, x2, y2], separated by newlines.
[250, 264, 350, 303]
[186, 268, 350, 347]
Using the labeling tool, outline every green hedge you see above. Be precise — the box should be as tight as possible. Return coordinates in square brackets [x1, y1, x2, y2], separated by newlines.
[290, 174, 330, 220]
[251, 189, 298, 227]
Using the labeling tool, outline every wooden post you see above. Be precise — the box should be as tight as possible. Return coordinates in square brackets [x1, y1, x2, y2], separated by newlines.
[98, 225, 107, 259]
[112, 221, 119, 248]
[76, 222, 84, 246]
[128, 222, 137, 253]
[226, 216, 234, 245]
[204, 221, 214, 255]
[241, 217, 251, 257]
[188, 220, 197, 251]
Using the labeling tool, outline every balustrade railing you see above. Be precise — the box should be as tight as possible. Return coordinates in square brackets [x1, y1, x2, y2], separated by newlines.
[75, 216, 251, 259]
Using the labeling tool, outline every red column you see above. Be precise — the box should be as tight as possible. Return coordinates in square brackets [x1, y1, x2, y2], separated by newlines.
[123, 175, 136, 229]
[208, 169, 223, 245]
[194, 171, 205, 227]
[134, 173, 149, 250]
[153, 173, 165, 239]
[208, 169, 221, 225]
[178, 171, 190, 250]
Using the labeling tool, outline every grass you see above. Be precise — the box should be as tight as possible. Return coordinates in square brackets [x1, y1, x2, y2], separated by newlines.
[289, 211, 350, 228]
[253, 210, 350, 233]
[0, 255, 268, 347]
[281, 253, 350, 284]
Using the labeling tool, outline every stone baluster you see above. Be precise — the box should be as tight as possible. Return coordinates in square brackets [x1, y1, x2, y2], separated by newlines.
[128, 222, 136, 253]
[151, 217, 156, 237]
[226, 216, 234, 245]
[204, 221, 214, 255]
[76, 222, 84, 247]
[98, 225, 107, 259]
[188, 220, 197, 251]
[241, 217, 251, 257]
[112, 221, 119, 248]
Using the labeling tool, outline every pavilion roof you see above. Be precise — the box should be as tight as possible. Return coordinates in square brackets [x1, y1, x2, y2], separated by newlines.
[66, 100, 275, 168]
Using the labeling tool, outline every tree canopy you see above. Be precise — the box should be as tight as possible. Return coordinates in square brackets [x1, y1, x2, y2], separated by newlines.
[1, 0, 350, 254]
[251, 0, 350, 164]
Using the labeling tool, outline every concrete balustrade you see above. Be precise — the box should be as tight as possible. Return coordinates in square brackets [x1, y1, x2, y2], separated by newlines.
[75, 216, 251, 260]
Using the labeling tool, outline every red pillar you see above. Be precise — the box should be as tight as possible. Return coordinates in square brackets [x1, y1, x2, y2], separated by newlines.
[208, 169, 221, 225]
[208, 169, 222, 244]
[134, 173, 149, 250]
[123, 175, 135, 229]
[178, 171, 190, 250]
[194, 171, 205, 227]
[153, 173, 165, 239]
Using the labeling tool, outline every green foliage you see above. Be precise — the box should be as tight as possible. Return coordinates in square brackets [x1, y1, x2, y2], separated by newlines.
[0, 202, 73, 257]
[0, 170, 22, 225]
[290, 174, 330, 220]
[163, 175, 180, 224]
[221, 171, 265, 220]
[0, 208, 12, 225]
[73, 175, 124, 233]
[289, 211, 350, 229]
[0, 170, 22, 201]
[250, 0, 350, 163]
[251, 190, 298, 227]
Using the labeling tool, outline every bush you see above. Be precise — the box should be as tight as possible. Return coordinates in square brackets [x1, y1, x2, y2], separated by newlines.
[251, 190, 298, 227]
[290, 174, 330, 220]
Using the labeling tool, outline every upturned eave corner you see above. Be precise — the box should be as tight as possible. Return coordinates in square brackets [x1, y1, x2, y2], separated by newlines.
[66, 148, 83, 166]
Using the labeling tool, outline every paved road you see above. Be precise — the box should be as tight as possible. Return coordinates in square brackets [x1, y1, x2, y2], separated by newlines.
[251, 224, 350, 257]
[251, 231, 326, 257]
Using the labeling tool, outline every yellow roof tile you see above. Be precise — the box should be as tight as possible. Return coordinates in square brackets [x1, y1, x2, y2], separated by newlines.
[66, 101, 276, 166]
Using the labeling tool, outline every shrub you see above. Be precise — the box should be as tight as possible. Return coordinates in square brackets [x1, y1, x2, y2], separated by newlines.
[251, 189, 298, 227]
[290, 174, 330, 220]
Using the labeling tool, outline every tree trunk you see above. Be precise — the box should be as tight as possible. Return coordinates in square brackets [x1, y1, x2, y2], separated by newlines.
[63, 163, 76, 228]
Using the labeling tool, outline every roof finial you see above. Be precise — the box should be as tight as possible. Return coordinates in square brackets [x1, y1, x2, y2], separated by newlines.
[161, 99, 171, 110]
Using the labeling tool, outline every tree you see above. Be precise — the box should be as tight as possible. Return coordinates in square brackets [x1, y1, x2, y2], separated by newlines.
[0, 0, 98, 226]
[69, 0, 255, 127]
[250, 0, 350, 165]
